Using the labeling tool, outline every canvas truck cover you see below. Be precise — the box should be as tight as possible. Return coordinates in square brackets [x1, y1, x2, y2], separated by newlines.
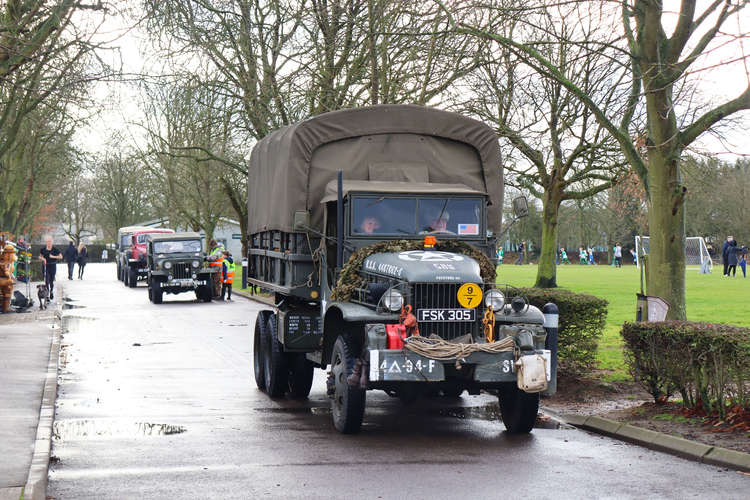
[247, 105, 503, 235]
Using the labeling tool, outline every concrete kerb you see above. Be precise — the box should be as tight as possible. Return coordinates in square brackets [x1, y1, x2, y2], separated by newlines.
[557, 412, 750, 473]
[22, 293, 63, 500]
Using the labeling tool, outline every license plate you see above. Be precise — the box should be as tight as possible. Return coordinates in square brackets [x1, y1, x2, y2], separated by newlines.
[417, 308, 475, 322]
[169, 279, 194, 286]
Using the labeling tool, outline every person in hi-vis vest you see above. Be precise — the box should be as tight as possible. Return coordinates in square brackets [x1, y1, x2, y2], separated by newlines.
[221, 250, 235, 301]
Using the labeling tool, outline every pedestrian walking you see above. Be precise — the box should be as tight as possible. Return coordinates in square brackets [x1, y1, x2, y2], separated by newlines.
[722, 235, 733, 276]
[727, 240, 741, 277]
[39, 236, 62, 300]
[77, 243, 88, 279]
[614, 243, 622, 268]
[515, 242, 525, 265]
[64, 241, 78, 280]
[101, 248, 108, 262]
[579, 247, 587, 265]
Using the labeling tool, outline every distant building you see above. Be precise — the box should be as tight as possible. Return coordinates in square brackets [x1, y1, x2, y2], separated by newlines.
[136, 217, 243, 258]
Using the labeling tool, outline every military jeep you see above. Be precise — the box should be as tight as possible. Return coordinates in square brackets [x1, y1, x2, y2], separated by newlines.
[247, 105, 556, 435]
[146, 232, 217, 304]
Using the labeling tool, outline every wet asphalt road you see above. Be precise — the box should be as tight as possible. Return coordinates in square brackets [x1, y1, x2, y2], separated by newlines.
[48, 264, 749, 499]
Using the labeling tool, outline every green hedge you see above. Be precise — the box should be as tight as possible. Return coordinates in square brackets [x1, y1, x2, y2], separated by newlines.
[519, 288, 608, 374]
[621, 321, 750, 416]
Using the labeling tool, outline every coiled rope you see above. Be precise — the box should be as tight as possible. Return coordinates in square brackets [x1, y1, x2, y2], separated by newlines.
[403, 335, 515, 361]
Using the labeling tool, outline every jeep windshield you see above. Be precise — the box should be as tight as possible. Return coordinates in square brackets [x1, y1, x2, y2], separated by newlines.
[153, 240, 202, 254]
[352, 196, 483, 236]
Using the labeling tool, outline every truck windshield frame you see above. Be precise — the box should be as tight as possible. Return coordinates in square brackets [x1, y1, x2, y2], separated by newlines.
[350, 194, 485, 239]
[153, 240, 202, 254]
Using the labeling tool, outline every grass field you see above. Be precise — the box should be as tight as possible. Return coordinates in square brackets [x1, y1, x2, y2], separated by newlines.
[496, 263, 750, 381]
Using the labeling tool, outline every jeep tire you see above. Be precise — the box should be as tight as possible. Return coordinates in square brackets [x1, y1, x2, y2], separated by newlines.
[262, 314, 288, 397]
[151, 279, 163, 304]
[498, 386, 539, 434]
[128, 267, 137, 288]
[287, 353, 314, 399]
[253, 311, 271, 391]
[329, 334, 366, 434]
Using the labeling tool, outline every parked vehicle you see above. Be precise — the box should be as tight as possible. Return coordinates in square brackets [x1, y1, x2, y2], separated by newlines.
[146, 232, 218, 303]
[123, 228, 174, 287]
[115, 226, 150, 282]
[247, 105, 554, 434]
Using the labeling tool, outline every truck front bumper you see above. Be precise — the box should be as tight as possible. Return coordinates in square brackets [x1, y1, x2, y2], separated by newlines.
[367, 349, 550, 383]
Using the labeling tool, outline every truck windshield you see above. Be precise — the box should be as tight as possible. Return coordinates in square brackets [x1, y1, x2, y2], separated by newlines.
[120, 235, 130, 247]
[352, 196, 483, 236]
[153, 240, 202, 254]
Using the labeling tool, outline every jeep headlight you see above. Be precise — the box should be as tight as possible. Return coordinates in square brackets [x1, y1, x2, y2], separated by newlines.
[163, 261, 172, 270]
[381, 288, 404, 312]
[485, 289, 505, 310]
[192, 260, 200, 268]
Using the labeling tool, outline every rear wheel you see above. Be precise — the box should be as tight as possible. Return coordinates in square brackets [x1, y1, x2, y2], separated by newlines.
[329, 335, 366, 434]
[253, 311, 271, 391]
[498, 386, 539, 434]
[123, 266, 129, 286]
[151, 279, 163, 304]
[262, 314, 288, 397]
[117, 263, 122, 281]
[128, 267, 137, 288]
[287, 353, 314, 399]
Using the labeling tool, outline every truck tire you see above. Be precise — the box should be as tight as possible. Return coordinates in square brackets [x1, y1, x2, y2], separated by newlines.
[262, 314, 288, 398]
[117, 263, 122, 281]
[122, 266, 128, 286]
[151, 279, 163, 304]
[253, 311, 271, 391]
[199, 285, 212, 302]
[128, 267, 137, 288]
[287, 353, 314, 399]
[329, 335, 366, 434]
[498, 386, 539, 434]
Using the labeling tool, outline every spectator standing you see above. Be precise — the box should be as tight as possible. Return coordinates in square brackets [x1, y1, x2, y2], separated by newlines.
[64, 241, 78, 280]
[497, 247, 503, 265]
[588, 247, 596, 265]
[77, 243, 88, 279]
[515, 242, 525, 265]
[630, 248, 638, 266]
[39, 236, 62, 300]
[739, 247, 747, 278]
[727, 240, 740, 277]
[101, 248, 108, 262]
[722, 236, 734, 276]
[614, 243, 623, 268]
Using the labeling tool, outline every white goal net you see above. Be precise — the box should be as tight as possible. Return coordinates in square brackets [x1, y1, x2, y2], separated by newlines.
[635, 236, 713, 272]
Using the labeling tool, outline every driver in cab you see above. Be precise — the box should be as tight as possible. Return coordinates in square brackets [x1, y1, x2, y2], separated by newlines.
[423, 211, 450, 233]
[357, 215, 382, 234]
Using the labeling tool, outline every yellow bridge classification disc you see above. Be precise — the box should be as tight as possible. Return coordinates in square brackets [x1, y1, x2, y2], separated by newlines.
[456, 283, 482, 309]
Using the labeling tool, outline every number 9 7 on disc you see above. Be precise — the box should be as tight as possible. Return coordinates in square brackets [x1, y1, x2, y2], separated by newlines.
[457, 283, 482, 309]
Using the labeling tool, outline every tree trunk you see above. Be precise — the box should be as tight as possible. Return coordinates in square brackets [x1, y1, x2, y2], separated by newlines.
[645, 149, 686, 320]
[535, 194, 560, 288]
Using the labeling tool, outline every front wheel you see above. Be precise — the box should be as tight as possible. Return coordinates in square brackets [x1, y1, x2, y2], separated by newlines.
[498, 386, 539, 434]
[329, 335, 366, 434]
[151, 279, 163, 304]
[128, 268, 137, 288]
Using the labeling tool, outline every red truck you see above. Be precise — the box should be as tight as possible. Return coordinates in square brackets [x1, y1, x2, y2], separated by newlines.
[123, 228, 174, 287]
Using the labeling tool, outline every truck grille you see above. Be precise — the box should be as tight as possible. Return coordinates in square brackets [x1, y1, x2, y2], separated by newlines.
[411, 283, 480, 340]
[171, 263, 192, 280]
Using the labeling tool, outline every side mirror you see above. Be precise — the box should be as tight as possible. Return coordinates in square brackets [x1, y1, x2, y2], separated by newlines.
[293, 210, 311, 231]
[512, 196, 529, 218]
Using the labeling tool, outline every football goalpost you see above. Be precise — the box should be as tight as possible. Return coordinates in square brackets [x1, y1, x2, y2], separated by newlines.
[635, 236, 713, 273]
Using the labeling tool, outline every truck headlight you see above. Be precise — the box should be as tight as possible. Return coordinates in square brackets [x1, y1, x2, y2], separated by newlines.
[192, 260, 200, 268]
[381, 288, 404, 312]
[485, 289, 505, 309]
[163, 261, 172, 269]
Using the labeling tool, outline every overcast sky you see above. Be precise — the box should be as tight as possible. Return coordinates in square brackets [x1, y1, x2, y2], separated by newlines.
[75, 1, 750, 161]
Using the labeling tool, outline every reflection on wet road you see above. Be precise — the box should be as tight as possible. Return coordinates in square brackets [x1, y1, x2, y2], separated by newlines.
[48, 264, 748, 499]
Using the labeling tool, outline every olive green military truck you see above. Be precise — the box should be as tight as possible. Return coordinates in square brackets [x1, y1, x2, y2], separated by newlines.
[248, 105, 556, 434]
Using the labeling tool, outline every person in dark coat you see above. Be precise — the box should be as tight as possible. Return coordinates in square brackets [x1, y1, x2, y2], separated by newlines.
[64, 241, 78, 280]
[726, 240, 741, 277]
[722, 236, 734, 276]
[77, 243, 87, 279]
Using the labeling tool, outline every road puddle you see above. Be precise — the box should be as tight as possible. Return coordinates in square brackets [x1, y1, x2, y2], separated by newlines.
[53, 419, 187, 440]
[62, 303, 86, 309]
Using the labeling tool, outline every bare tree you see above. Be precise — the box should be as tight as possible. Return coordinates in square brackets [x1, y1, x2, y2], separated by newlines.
[441, 0, 750, 319]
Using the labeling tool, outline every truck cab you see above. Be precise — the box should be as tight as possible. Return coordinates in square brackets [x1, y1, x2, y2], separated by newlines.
[123, 228, 174, 288]
[247, 105, 553, 435]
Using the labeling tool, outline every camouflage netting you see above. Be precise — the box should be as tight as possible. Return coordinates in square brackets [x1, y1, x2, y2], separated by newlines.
[330, 240, 496, 302]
